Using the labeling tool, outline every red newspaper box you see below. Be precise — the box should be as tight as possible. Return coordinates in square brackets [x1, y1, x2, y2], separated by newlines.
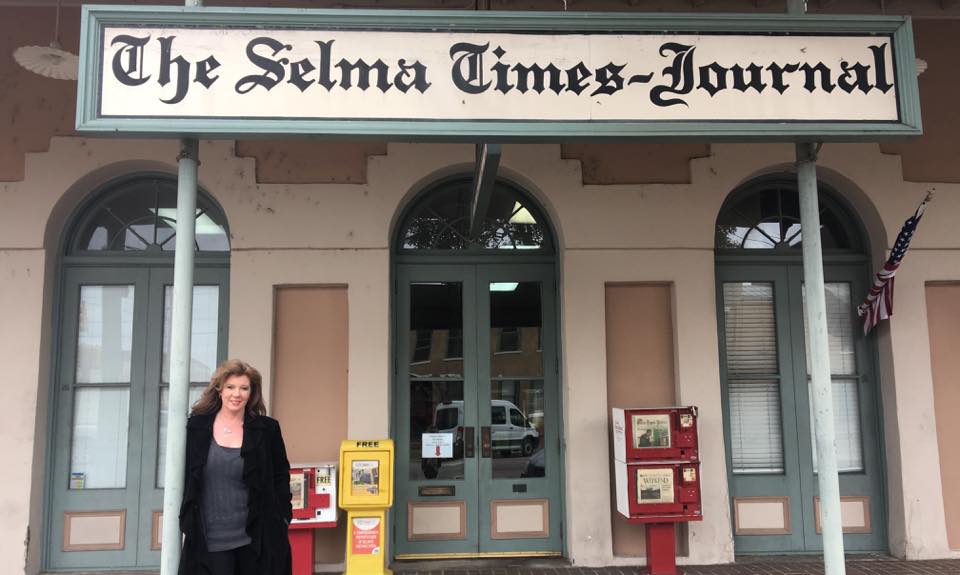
[289, 463, 338, 575]
[612, 407, 701, 575]
[612, 406, 699, 463]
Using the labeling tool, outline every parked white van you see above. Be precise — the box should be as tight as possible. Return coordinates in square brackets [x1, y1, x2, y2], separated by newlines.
[434, 399, 539, 457]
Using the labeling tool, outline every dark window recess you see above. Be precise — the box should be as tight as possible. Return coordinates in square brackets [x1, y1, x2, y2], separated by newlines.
[412, 330, 432, 363]
[446, 328, 463, 359]
[498, 327, 520, 352]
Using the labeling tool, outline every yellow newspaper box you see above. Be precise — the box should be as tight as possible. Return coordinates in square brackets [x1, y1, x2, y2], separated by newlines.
[339, 440, 394, 575]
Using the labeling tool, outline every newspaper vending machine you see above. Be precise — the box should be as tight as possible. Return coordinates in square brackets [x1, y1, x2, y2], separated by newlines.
[612, 407, 702, 575]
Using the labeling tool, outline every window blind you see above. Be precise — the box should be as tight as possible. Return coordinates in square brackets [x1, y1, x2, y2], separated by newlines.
[723, 282, 785, 474]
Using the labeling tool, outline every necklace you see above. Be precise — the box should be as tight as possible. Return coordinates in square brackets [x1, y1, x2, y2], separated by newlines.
[223, 426, 232, 434]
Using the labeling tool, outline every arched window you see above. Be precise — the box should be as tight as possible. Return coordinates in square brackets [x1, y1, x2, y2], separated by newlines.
[715, 177, 862, 252]
[69, 175, 229, 254]
[398, 177, 552, 252]
[48, 173, 229, 571]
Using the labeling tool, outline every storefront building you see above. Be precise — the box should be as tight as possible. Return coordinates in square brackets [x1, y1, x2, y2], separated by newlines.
[1, 1, 959, 574]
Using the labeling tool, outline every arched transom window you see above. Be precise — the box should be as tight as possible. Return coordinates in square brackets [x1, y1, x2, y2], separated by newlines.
[70, 175, 229, 254]
[715, 178, 862, 252]
[398, 177, 552, 252]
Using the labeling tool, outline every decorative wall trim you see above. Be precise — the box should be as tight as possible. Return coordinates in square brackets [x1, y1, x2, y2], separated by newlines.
[62, 510, 126, 551]
[407, 501, 467, 541]
[151, 511, 163, 550]
[733, 496, 791, 535]
[814, 496, 872, 534]
[490, 499, 549, 539]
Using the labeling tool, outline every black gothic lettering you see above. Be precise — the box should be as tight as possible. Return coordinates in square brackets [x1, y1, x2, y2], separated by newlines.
[591, 63, 626, 96]
[731, 63, 766, 93]
[493, 59, 513, 94]
[800, 62, 835, 93]
[336, 58, 392, 92]
[157, 36, 190, 105]
[838, 61, 872, 94]
[194, 56, 220, 89]
[651, 43, 695, 107]
[698, 62, 728, 97]
[870, 44, 893, 93]
[566, 63, 592, 95]
[450, 42, 490, 94]
[767, 62, 799, 94]
[110, 34, 151, 86]
[394, 59, 431, 93]
[512, 63, 564, 94]
[288, 58, 316, 92]
[315, 40, 337, 90]
[235, 37, 291, 95]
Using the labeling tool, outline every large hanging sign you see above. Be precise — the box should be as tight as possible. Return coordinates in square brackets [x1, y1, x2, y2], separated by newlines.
[76, 7, 921, 141]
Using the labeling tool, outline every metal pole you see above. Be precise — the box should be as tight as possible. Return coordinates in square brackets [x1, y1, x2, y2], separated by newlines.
[159, 138, 199, 575]
[797, 142, 846, 575]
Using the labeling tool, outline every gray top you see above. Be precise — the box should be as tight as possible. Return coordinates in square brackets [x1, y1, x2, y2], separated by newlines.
[202, 441, 251, 552]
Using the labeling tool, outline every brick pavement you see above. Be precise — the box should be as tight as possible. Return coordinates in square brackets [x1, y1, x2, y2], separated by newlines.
[391, 556, 960, 575]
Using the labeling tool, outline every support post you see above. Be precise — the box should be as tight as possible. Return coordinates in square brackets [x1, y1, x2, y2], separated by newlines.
[796, 142, 846, 575]
[159, 138, 200, 575]
[468, 143, 502, 239]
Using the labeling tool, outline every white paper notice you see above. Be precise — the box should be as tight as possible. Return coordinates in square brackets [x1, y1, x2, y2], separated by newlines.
[422, 433, 454, 459]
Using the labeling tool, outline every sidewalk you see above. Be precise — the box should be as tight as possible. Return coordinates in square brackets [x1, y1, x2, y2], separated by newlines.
[391, 555, 960, 575]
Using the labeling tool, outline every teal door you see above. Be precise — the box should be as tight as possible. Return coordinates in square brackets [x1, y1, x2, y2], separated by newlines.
[394, 263, 563, 558]
[717, 263, 886, 553]
[47, 266, 228, 570]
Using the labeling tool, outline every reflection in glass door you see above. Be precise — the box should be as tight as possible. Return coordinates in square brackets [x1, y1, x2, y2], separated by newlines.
[395, 265, 561, 558]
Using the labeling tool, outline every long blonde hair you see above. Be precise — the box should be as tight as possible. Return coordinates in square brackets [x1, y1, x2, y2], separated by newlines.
[191, 359, 267, 416]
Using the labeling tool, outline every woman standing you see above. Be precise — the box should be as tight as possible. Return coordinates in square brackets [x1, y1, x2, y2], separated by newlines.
[178, 359, 292, 575]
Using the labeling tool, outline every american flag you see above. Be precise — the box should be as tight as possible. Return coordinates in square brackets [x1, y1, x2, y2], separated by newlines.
[857, 193, 933, 335]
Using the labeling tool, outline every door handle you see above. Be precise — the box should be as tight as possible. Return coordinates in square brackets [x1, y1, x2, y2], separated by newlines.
[464, 426, 475, 458]
[481, 426, 492, 458]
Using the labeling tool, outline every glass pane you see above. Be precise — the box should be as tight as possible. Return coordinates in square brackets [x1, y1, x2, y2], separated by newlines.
[76, 285, 135, 383]
[74, 177, 229, 253]
[802, 283, 856, 375]
[400, 179, 548, 251]
[410, 381, 464, 481]
[157, 386, 205, 487]
[490, 282, 542, 378]
[70, 388, 130, 489]
[808, 378, 864, 473]
[409, 283, 462, 379]
[491, 380, 544, 479]
[162, 286, 220, 383]
[722, 282, 778, 374]
[728, 379, 784, 474]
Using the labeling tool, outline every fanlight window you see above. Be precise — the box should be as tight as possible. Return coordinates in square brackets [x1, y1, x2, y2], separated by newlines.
[71, 176, 229, 253]
[399, 178, 550, 251]
[716, 180, 860, 251]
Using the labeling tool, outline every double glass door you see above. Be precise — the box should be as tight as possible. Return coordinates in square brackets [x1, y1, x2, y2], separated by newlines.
[394, 263, 562, 557]
[718, 263, 885, 553]
[47, 265, 227, 570]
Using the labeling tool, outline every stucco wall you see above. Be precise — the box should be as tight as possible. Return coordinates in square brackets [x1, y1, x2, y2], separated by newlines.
[5, 134, 960, 572]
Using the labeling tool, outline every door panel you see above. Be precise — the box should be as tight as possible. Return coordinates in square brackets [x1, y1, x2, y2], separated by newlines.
[396, 267, 480, 555]
[394, 264, 562, 557]
[477, 266, 561, 553]
[49, 269, 149, 569]
[719, 263, 885, 554]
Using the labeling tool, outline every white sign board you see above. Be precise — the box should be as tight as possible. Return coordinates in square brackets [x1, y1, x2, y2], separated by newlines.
[99, 28, 898, 122]
[421, 433, 454, 459]
[76, 8, 921, 140]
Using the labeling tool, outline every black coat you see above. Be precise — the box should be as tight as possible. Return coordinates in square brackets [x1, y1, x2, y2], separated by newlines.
[178, 412, 292, 575]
